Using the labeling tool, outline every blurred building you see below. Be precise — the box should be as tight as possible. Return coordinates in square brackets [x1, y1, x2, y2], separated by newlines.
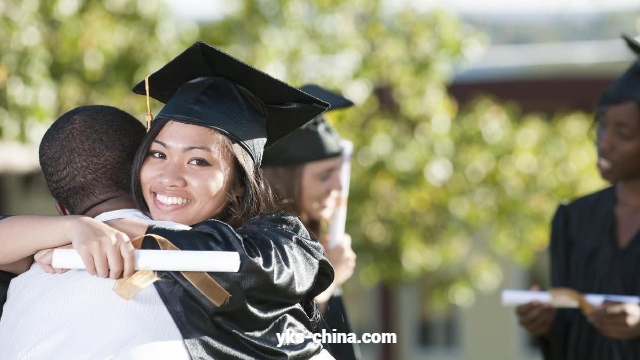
[449, 39, 632, 113]
[0, 145, 54, 216]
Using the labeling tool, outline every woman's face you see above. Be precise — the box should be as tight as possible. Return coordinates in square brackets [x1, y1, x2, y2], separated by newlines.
[140, 121, 237, 225]
[300, 156, 343, 222]
[597, 101, 640, 182]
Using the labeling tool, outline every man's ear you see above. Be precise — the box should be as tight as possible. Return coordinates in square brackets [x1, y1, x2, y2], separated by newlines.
[53, 199, 71, 216]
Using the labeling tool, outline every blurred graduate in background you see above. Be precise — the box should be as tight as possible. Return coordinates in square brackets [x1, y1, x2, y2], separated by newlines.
[516, 35, 640, 360]
[263, 84, 361, 360]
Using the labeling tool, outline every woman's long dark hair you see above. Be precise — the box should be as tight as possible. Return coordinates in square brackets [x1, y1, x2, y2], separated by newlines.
[131, 118, 276, 228]
[262, 165, 322, 237]
[262, 166, 327, 327]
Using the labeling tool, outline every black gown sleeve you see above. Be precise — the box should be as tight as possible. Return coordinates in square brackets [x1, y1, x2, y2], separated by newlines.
[144, 213, 333, 303]
[319, 294, 361, 360]
[141, 213, 334, 360]
[539, 204, 571, 360]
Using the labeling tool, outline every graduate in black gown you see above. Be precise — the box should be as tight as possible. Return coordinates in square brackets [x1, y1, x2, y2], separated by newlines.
[262, 84, 361, 360]
[0, 42, 336, 359]
[516, 34, 640, 360]
[119, 42, 338, 359]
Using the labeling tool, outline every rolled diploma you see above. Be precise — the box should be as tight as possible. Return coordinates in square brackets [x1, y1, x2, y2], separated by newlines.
[502, 289, 640, 308]
[52, 249, 241, 272]
[328, 139, 353, 248]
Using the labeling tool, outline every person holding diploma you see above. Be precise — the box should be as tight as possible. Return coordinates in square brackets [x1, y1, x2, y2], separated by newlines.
[516, 35, 640, 360]
[262, 84, 360, 360]
[0, 42, 335, 359]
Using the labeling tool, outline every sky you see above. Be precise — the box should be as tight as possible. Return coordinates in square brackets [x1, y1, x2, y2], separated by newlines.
[166, 0, 640, 19]
[401, 0, 640, 14]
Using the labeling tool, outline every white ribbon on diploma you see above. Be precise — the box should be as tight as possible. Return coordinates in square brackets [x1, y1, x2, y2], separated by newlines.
[502, 289, 640, 308]
[52, 249, 241, 272]
[328, 139, 353, 248]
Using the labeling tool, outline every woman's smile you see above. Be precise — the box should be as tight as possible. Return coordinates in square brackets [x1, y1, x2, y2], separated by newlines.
[153, 192, 193, 208]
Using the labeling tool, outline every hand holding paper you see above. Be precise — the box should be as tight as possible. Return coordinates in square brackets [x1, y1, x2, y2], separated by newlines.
[515, 300, 554, 336]
[324, 233, 356, 286]
[589, 301, 640, 340]
[503, 289, 640, 315]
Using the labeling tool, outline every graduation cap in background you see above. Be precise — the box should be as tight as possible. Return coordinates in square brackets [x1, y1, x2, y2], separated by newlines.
[132, 42, 329, 165]
[598, 34, 640, 107]
[261, 84, 354, 167]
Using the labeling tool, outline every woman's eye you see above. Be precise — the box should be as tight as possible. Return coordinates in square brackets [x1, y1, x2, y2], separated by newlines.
[189, 158, 210, 166]
[149, 150, 165, 159]
[617, 131, 633, 140]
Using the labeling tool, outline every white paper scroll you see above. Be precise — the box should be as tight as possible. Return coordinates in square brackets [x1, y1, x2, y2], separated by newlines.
[52, 249, 241, 272]
[328, 139, 353, 248]
[501, 289, 640, 308]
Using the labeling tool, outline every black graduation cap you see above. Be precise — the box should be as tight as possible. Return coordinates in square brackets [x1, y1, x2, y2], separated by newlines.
[599, 34, 640, 107]
[132, 42, 329, 165]
[261, 84, 354, 167]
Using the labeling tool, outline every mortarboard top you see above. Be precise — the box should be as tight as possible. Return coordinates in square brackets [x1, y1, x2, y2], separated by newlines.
[599, 34, 640, 107]
[132, 42, 329, 165]
[261, 84, 354, 167]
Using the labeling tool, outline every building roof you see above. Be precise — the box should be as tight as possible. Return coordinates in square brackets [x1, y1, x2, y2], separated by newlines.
[449, 39, 635, 112]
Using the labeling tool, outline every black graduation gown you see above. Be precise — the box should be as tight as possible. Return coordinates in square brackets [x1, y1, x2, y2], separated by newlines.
[542, 186, 640, 359]
[142, 213, 334, 360]
[318, 294, 361, 360]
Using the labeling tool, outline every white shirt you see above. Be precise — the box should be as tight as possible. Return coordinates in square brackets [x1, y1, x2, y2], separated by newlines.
[0, 209, 190, 360]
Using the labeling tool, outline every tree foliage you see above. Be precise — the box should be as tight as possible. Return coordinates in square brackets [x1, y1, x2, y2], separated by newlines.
[0, 0, 197, 144]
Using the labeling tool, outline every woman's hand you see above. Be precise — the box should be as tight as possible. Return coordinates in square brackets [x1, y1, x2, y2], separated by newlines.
[69, 216, 135, 279]
[515, 301, 555, 336]
[588, 302, 640, 340]
[34, 245, 72, 274]
[315, 233, 357, 311]
[323, 233, 356, 286]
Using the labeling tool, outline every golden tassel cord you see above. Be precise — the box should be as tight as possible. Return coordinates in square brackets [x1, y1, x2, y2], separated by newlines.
[145, 75, 153, 132]
[113, 234, 231, 307]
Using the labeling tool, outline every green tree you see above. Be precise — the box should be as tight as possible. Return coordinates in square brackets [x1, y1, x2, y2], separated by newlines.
[374, 97, 604, 307]
[0, 0, 196, 145]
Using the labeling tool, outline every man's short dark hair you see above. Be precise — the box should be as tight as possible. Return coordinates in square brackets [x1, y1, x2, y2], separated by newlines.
[39, 105, 145, 214]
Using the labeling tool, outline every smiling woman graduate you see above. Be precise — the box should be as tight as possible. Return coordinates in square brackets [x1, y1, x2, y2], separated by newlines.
[120, 42, 337, 359]
[516, 35, 640, 360]
[0, 42, 336, 360]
